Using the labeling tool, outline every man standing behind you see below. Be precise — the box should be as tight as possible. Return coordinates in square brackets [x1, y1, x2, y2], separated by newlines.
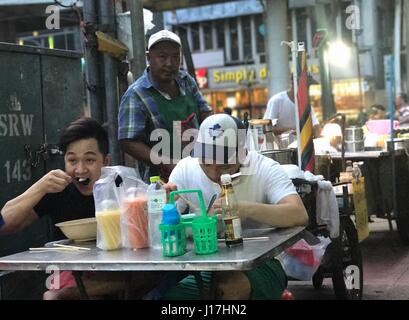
[118, 30, 212, 181]
[263, 75, 321, 139]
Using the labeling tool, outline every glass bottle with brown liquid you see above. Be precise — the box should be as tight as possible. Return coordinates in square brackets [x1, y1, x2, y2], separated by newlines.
[220, 174, 243, 247]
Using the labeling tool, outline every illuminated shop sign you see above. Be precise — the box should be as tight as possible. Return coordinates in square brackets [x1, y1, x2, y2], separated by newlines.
[207, 63, 320, 89]
[208, 64, 268, 89]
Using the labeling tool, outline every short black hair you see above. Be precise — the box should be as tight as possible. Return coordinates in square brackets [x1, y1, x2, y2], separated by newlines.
[223, 107, 233, 115]
[369, 104, 385, 112]
[59, 117, 109, 156]
[291, 73, 318, 85]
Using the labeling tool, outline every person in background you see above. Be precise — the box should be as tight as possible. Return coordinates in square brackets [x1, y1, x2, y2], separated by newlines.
[357, 104, 387, 126]
[0, 118, 157, 299]
[223, 107, 233, 115]
[395, 94, 409, 127]
[163, 114, 308, 300]
[263, 74, 321, 139]
[368, 104, 386, 120]
[118, 30, 212, 182]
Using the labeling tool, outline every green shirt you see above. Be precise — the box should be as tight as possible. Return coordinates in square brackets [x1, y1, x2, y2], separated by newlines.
[150, 89, 200, 160]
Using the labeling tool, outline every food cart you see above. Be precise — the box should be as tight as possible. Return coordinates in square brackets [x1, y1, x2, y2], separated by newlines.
[245, 123, 363, 299]
[315, 148, 409, 244]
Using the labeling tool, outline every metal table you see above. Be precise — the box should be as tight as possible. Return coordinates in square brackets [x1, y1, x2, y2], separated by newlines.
[0, 226, 306, 299]
[315, 149, 405, 159]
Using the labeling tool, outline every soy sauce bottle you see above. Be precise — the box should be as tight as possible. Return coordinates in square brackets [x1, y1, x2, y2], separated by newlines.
[220, 174, 243, 247]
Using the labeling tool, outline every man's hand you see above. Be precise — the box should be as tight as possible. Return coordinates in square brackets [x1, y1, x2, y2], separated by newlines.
[36, 170, 72, 194]
[162, 182, 178, 202]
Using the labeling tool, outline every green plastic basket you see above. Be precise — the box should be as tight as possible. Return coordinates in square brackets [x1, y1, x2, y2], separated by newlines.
[159, 223, 186, 257]
[191, 215, 218, 254]
[170, 189, 218, 255]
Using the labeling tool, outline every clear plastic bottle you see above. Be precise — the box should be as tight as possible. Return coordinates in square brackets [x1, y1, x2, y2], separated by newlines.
[352, 162, 362, 180]
[147, 176, 167, 249]
[220, 174, 243, 247]
[340, 160, 353, 183]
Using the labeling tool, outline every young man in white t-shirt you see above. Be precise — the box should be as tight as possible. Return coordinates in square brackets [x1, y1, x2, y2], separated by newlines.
[264, 76, 321, 138]
[164, 114, 308, 300]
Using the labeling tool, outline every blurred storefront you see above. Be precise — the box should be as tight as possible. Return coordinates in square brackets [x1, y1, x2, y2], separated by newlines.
[196, 61, 372, 122]
[310, 78, 372, 123]
[166, 0, 388, 122]
[196, 64, 269, 118]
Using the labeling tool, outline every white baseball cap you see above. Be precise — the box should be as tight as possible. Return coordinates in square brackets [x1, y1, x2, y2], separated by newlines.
[147, 30, 181, 50]
[192, 114, 247, 164]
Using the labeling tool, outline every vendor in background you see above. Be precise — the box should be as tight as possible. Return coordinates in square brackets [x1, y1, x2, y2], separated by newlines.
[118, 30, 212, 182]
[357, 104, 387, 126]
[368, 104, 386, 120]
[163, 114, 308, 300]
[263, 74, 321, 139]
[395, 93, 409, 127]
[223, 107, 233, 115]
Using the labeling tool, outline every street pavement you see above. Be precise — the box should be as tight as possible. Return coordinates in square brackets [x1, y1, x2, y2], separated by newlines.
[287, 217, 409, 300]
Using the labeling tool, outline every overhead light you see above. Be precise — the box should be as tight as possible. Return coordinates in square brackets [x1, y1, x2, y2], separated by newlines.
[226, 96, 236, 108]
[327, 41, 351, 67]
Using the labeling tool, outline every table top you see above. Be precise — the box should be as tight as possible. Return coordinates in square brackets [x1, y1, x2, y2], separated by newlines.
[0, 226, 305, 272]
[315, 149, 406, 159]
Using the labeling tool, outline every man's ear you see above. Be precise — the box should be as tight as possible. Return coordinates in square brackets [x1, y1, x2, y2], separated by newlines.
[104, 154, 111, 166]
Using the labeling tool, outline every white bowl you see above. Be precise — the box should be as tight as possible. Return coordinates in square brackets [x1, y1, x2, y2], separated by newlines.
[55, 217, 97, 242]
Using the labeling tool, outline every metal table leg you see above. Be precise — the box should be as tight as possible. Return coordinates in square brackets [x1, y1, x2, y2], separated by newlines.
[193, 272, 205, 299]
[72, 271, 89, 300]
[208, 272, 217, 299]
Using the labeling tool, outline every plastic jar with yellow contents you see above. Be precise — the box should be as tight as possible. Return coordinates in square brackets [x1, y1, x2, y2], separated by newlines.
[96, 200, 122, 250]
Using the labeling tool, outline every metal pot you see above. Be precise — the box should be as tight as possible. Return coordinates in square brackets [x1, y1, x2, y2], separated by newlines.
[248, 119, 276, 151]
[260, 149, 295, 165]
[345, 126, 364, 142]
[277, 131, 297, 149]
[345, 140, 364, 152]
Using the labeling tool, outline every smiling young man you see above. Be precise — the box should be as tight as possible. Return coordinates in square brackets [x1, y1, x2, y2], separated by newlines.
[0, 118, 132, 299]
[0, 118, 162, 300]
[0, 117, 110, 239]
[118, 29, 212, 182]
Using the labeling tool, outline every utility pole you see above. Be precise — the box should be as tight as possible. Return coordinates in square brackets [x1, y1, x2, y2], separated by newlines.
[352, 0, 365, 112]
[264, 0, 289, 96]
[100, 0, 121, 165]
[394, 0, 402, 94]
[129, 0, 146, 79]
[83, 0, 103, 122]
[404, 0, 409, 93]
[178, 27, 196, 79]
[314, 3, 336, 120]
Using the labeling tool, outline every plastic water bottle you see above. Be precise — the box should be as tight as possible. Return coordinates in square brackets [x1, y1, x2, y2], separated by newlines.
[147, 176, 166, 249]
